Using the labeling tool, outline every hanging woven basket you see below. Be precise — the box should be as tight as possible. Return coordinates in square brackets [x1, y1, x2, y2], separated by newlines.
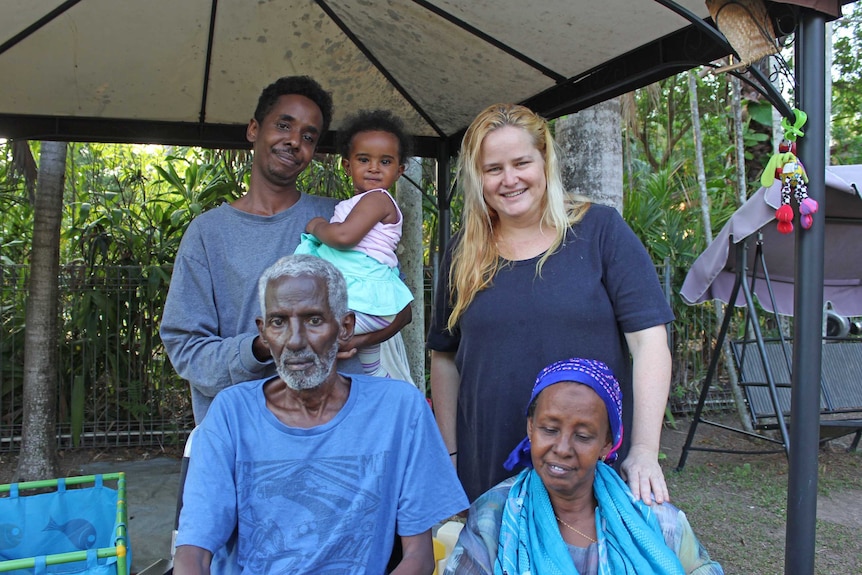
[706, 0, 779, 67]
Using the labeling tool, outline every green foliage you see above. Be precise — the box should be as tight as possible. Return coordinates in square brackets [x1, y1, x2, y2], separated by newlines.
[627, 75, 693, 170]
[623, 164, 700, 323]
[52, 145, 255, 430]
[1, 140, 453, 440]
[832, 5, 862, 164]
[0, 266, 27, 406]
[298, 154, 352, 199]
[0, 142, 35, 264]
[616, 11, 862, 406]
[2, 144, 247, 437]
[624, 164, 701, 266]
[419, 158, 461, 264]
[64, 145, 246, 267]
[747, 101, 775, 128]
[152, 150, 247, 229]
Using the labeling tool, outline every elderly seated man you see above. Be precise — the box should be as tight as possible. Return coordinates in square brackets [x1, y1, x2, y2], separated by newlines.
[174, 254, 468, 574]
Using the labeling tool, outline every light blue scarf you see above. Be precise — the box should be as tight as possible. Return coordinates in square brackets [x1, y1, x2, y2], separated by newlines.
[495, 465, 686, 575]
[495, 467, 575, 575]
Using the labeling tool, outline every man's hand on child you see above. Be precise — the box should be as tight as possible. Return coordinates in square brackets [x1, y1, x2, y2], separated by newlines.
[336, 344, 359, 360]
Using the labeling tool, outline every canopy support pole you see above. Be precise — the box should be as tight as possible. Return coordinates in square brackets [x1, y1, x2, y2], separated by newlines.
[435, 139, 452, 274]
[785, 9, 827, 575]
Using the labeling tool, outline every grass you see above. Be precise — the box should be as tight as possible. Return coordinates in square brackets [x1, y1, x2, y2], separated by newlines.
[663, 428, 862, 575]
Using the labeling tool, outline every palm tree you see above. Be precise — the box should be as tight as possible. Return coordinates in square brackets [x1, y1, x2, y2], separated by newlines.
[16, 141, 66, 481]
[555, 99, 624, 211]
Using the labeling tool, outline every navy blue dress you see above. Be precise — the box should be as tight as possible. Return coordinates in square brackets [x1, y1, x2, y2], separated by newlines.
[427, 204, 674, 501]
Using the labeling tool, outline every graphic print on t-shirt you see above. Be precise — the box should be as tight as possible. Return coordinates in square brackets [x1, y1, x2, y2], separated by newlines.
[236, 451, 390, 572]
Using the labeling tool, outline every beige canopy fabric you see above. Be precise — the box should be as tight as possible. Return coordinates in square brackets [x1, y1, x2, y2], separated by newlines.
[0, 0, 845, 153]
[680, 164, 862, 317]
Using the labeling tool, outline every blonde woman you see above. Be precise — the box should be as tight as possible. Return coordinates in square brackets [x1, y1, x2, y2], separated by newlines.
[427, 103, 674, 504]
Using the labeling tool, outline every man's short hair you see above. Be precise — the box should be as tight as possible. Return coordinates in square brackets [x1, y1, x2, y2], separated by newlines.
[254, 76, 334, 134]
[258, 255, 348, 320]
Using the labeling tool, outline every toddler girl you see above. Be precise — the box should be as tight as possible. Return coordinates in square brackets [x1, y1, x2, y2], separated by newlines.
[295, 109, 413, 380]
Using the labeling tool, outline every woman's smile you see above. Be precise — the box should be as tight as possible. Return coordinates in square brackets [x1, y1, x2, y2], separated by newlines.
[544, 462, 574, 476]
[501, 189, 526, 198]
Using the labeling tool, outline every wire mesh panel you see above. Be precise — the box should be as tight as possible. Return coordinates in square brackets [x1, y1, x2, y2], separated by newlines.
[731, 339, 797, 423]
[819, 340, 862, 414]
[2, 257, 748, 450]
[0, 265, 192, 452]
[730, 338, 862, 425]
[0, 265, 26, 452]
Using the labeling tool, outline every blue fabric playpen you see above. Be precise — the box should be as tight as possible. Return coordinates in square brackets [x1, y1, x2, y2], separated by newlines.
[0, 473, 130, 575]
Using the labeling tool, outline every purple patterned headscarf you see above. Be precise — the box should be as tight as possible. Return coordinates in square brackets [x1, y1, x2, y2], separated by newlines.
[503, 357, 624, 471]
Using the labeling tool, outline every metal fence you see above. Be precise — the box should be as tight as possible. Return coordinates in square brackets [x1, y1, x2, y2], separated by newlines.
[1, 262, 731, 453]
[0, 265, 192, 452]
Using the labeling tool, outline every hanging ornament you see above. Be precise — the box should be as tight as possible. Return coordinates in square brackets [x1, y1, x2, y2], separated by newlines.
[759, 109, 817, 234]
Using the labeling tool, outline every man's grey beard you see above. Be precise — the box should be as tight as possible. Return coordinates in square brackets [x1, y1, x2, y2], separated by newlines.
[275, 343, 339, 391]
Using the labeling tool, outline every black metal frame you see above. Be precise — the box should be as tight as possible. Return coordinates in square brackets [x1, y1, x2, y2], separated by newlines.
[677, 236, 790, 469]
[676, 235, 862, 471]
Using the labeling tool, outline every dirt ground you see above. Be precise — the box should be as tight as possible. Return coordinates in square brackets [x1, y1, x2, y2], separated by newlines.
[659, 413, 862, 575]
[0, 445, 185, 485]
[662, 414, 862, 524]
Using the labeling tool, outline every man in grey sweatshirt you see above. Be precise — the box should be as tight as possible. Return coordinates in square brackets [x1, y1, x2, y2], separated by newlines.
[160, 76, 409, 424]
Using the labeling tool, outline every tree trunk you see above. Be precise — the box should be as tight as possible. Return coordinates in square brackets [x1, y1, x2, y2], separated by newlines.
[690, 72, 752, 432]
[395, 158, 426, 392]
[555, 98, 623, 212]
[689, 71, 713, 244]
[16, 141, 67, 482]
[730, 75, 748, 205]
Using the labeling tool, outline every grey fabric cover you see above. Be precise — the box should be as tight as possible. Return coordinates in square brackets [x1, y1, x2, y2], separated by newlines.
[680, 165, 862, 317]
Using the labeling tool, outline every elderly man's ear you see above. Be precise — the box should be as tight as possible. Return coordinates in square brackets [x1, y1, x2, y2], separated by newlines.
[253, 317, 272, 362]
[339, 311, 356, 344]
[336, 311, 358, 361]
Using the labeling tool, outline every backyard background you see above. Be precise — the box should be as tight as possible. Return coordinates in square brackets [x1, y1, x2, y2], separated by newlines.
[2, 4, 862, 457]
[2, 6, 862, 574]
[0, 6, 859, 459]
[1, 7, 862, 573]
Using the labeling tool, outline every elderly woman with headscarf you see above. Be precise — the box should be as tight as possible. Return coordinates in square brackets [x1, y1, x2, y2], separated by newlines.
[444, 358, 723, 575]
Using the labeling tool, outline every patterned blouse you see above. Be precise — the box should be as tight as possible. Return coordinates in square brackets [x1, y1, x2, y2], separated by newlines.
[444, 476, 724, 575]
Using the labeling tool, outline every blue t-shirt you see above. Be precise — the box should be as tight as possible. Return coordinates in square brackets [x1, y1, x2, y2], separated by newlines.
[176, 373, 468, 574]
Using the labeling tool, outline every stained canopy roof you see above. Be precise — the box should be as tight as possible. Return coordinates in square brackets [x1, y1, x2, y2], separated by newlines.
[0, 0, 842, 155]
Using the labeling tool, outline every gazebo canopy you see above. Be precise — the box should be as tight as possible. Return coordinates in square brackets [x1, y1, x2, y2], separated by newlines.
[0, 0, 843, 154]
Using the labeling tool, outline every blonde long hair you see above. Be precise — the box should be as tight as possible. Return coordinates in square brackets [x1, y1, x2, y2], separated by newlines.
[447, 103, 590, 331]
